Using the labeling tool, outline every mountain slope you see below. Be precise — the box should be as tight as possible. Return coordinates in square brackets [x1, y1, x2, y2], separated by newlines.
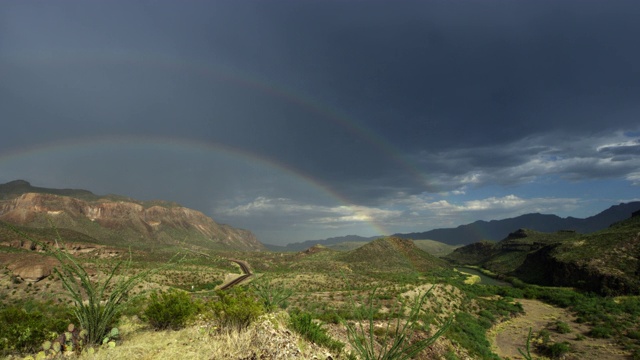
[444, 213, 640, 295]
[395, 202, 640, 245]
[516, 214, 640, 295]
[0, 180, 264, 252]
[340, 237, 449, 274]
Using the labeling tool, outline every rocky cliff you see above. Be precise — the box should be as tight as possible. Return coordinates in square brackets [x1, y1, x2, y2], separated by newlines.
[444, 213, 640, 295]
[0, 181, 264, 252]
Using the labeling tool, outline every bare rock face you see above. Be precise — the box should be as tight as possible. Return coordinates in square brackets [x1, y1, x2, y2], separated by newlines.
[2, 254, 58, 282]
[0, 186, 265, 252]
[12, 263, 52, 282]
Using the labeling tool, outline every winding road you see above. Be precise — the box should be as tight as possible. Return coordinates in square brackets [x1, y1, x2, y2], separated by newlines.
[218, 258, 252, 290]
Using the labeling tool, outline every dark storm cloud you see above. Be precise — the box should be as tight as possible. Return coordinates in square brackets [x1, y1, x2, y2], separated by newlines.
[251, 0, 640, 147]
[1, 0, 640, 244]
[201, 0, 640, 201]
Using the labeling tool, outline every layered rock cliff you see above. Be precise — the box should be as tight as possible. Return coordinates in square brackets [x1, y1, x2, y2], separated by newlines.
[0, 181, 264, 252]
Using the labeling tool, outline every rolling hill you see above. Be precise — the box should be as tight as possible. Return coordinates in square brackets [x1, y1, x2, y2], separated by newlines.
[339, 237, 449, 274]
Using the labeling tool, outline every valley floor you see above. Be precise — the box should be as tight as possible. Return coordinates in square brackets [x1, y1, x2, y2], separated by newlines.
[490, 299, 630, 360]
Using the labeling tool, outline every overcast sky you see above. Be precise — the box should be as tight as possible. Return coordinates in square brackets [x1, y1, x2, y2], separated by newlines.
[1, 1, 639, 245]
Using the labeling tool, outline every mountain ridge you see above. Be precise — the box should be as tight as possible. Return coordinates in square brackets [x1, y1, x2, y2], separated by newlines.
[270, 201, 640, 250]
[394, 202, 640, 245]
[444, 212, 640, 295]
[0, 180, 264, 252]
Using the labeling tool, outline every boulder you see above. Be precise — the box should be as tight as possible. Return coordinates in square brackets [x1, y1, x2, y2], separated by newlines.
[3, 254, 58, 282]
[12, 263, 53, 282]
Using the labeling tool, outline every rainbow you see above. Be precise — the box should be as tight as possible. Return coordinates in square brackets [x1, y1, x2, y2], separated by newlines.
[5, 49, 434, 191]
[1, 48, 439, 236]
[0, 135, 391, 236]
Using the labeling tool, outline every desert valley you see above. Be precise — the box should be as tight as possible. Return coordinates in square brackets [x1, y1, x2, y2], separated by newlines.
[0, 180, 639, 360]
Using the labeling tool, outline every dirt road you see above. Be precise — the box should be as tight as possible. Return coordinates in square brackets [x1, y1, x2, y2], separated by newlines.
[489, 299, 629, 359]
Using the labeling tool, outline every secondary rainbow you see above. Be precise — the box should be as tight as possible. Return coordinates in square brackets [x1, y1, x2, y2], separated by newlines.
[0, 135, 391, 237]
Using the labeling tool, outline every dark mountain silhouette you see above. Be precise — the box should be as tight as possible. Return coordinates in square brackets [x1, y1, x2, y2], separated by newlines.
[264, 234, 377, 252]
[272, 202, 640, 250]
[394, 202, 640, 245]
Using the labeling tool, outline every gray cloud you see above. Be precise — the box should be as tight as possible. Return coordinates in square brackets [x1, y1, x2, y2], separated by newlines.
[1, 0, 639, 244]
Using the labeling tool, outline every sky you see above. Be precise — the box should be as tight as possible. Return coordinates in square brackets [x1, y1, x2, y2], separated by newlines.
[1, 1, 639, 245]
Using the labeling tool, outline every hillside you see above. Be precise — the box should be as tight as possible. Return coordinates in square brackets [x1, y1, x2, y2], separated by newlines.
[274, 238, 460, 257]
[340, 237, 449, 274]
[444, 213, 640, 295]
[0, 180, 264, 252]
[395, 202, 640, 245]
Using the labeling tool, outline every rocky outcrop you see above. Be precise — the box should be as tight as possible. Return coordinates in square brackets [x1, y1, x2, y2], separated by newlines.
[443, 215, 640, 295]
[0, 253, 58, 282]
[516, 243, 640, 295]
[443, 240, 497, 265]
[0, 189, 265, 252]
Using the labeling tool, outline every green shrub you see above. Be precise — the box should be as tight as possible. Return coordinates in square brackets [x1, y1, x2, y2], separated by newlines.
[589, 325, 613, 339]
[7, 223, 181, 345]
[207, 288, 263, 329]
[0, 306, 69, 354]
[537, 329, 551, 343]
[289, 312, 344, 353]
[547, 341, 571, 358]
[144, 289, 199, 330]
[627, 330, 640, 340]
[478, 310, 495, 323]
[555, 321, 571, 334]
[448, 312, 500, 360]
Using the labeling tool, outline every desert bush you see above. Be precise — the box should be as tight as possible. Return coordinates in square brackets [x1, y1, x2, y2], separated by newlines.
[289, 312, 344, 353]
[589, 325, 613, 339]
[627, 330, 640, 340]
[555, 321, 571, 334]
[545, 341, 571, 358]
[345, 286, 451, 360]
[448, 312, 500, 360]
[143, 289, 199, 330]
[8, 223, 181, 345]
[251, 277, 293, 312]
[537, 329, 551, 343]
[0, 305, 68, 354]
[207, 288, 263, 329]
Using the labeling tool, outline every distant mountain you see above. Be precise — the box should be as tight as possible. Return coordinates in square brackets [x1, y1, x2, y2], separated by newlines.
[394, 202, 640, 245]
[313, 239, 460, 257]
[444, 212, 640, 295]
[269, 202, 640, 253]
[0, 180, 264, 252]
[264, 234, 378, 252]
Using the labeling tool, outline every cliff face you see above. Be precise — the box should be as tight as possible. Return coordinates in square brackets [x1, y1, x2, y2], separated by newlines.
[516, 239, 640, 296]
[444, 214, 640, 295]
[0, 190, 264, 252]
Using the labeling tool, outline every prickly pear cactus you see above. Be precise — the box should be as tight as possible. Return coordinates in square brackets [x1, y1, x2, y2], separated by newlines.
[40, 323, 119, 358]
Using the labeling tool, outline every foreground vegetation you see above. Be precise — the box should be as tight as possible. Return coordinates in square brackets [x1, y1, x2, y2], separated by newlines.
[1, 228, 639, 359]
